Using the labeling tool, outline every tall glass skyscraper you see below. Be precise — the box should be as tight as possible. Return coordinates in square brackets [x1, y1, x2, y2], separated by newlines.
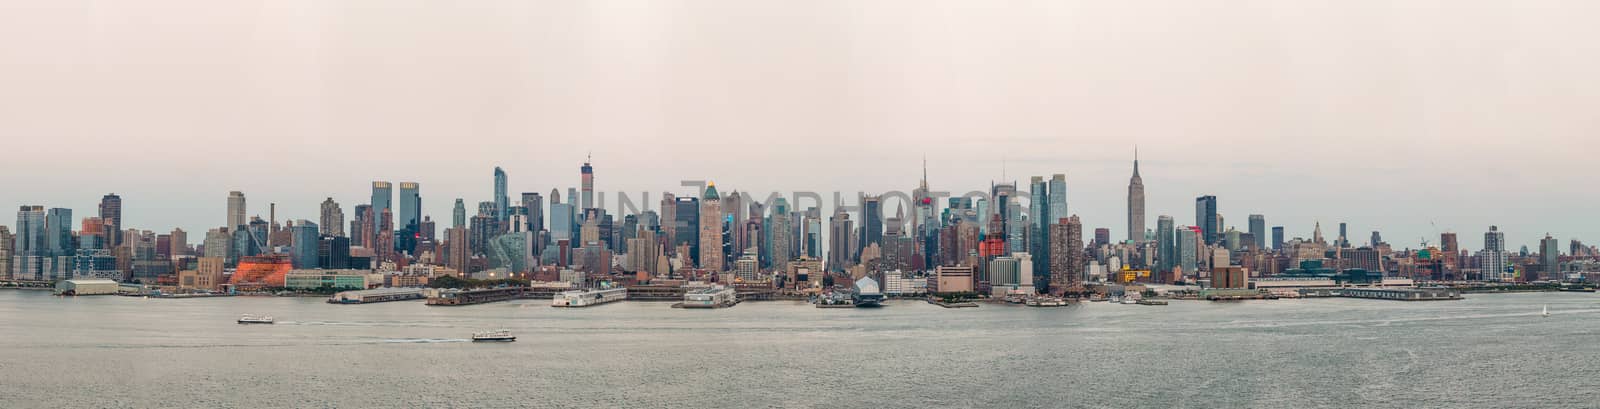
[673, 197, 700, 264]
[371, 182, 392, 231]
[1029, 176, 1050, 287]
[1248, 214, 1266, 250]
[290, 221, 320, 268]
[1195, 195, 1218, 245]
[1048, 174, 1067, 224]
[398, 182, 421, 231]
[45, 208, 73, 257]
[493, 167, 509, 222]
[1156, 215, 1175, 274]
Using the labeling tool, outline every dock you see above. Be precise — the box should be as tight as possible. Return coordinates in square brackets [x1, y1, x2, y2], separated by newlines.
[426, 287, 526, 306]
[1298, 287, 1462, 301]
[330, 288, 428, 304]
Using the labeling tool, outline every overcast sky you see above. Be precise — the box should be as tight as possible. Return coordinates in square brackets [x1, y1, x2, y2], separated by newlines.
[2, 0, 1596, 250]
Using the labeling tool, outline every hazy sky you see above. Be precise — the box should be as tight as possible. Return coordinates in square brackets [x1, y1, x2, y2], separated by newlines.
[2, 0, 1596, 250]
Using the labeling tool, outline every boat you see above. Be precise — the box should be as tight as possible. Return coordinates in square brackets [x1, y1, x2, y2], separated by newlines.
[237, 314, 274, 324]
[552, 288, 628, 308]
[472, 330, 516, 342]
[1136, 299, 1168, 306]
[1026, 297, 1067, 307]
[1542, 305, 1549, 318]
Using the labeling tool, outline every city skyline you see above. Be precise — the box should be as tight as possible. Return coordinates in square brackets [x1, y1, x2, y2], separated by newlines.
[4, 157, 1587, 253]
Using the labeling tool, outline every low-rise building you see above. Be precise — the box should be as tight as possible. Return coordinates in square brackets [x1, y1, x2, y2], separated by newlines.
[54, 279, 119, 295]
[284, 269, 371, 291]
[932, 265, 974, 293]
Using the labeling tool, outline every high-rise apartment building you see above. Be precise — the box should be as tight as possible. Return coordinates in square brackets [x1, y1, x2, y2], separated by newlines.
[1479, 226, 1508, 281]
[580, 159, 594, 210]
[493, 167, 509, 222]
[226, 191, 247, 229]
[1539, 234, 1560, 281]
[1047, 216, 1084, 291]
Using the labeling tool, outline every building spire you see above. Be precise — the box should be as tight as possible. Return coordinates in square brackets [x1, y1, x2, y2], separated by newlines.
[1133, 146, 1141, 177]
[920, 154, 929, 189]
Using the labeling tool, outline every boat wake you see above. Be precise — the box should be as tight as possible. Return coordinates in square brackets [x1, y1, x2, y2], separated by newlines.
[381, 338, 469, 344]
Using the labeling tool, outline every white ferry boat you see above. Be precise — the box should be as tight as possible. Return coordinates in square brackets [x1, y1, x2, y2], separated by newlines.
[237, 314, 274, 324]
[552, 288, 628, 308]
[472, 330, 516, 342]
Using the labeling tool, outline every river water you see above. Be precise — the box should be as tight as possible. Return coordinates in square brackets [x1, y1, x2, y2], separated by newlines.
[0, 290, 1595, 408]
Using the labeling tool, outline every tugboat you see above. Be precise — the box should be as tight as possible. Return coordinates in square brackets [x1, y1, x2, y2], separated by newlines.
[237, 314, 274, 324]
[472, 329, 516, 342]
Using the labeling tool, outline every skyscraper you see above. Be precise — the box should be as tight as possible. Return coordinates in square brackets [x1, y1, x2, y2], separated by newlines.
[1195, 195, 1218, 245]
[12, 206, 46, 280]
[699, 183, 724, 271]
[521, 192, 544, 232]
[1539, 234, 1560, 281]
[45, 208, 73, 257]
[0, 226, 11, 279]
[320, 198, 344, 237]
[580, 158, 594, 210]
[1480, 226, 1508, 281]
[452, 199, 466, 228]
[860, 195, 883, 250]
[1440, 232, 1460, 272]
[1048, 174, 1067, 223]
[398, 182, 421, 232]
[227, 191, 247, 229]
[98, 194, 122, 247]
[493, 167, 509, 222]
[371, 182, 392, 231]
[828, 208, 852, 272]
[170, 228, 188, 257]
[290, 220, 319, 268]
[1048, 216, 1084, 291]
[1248, 215, 1266, 250]
[1127, 150, 1145, 244]
[1156, 215, 1175, 274]
[1337, 222, 1349, 248]
[1030, 176, 1051, 287]
[1271, 226, 1285, 251]
[352, 204, 371, 248]
[673, 196, 699, 264]
[550, 192, 575, 242]
[1177, 226, 1199, 274]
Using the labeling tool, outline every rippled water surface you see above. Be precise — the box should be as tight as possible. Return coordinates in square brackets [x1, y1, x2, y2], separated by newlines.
[1, 290, 1596, 408]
